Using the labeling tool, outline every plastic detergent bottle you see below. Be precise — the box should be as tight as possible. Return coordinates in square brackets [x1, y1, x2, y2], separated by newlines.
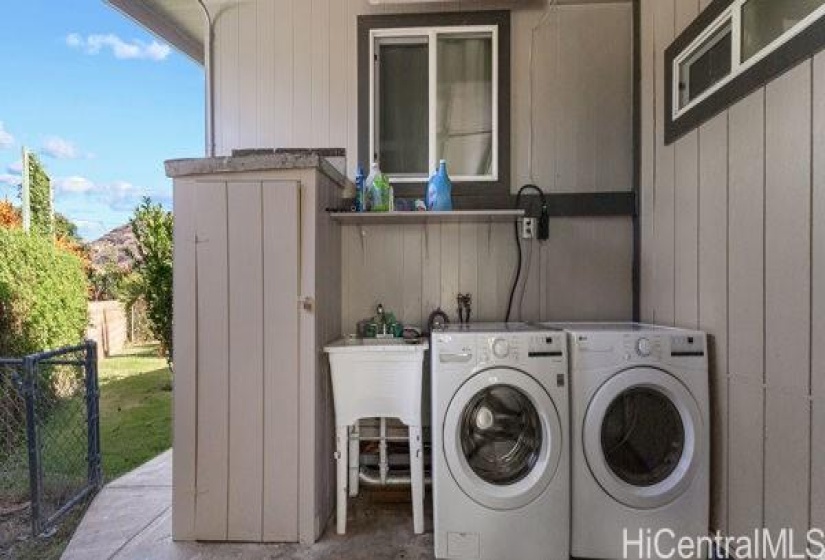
[364, 162, 379, 211]
[354, 164, 366, 212]
[427, 160, 453, 211]
[371, 171, 392, 212]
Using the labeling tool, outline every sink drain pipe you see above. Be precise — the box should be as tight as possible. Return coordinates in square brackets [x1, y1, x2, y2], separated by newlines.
[359, 466, 432, 487]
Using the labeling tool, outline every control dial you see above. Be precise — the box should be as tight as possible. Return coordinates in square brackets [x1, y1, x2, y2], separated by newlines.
[492, 338, 510, 359]
[636, 337, 652, 357]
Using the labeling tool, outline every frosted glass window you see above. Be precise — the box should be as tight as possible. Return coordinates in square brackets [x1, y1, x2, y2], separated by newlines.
[741, 0, 825, 61]
[377, 42, 429, 176]
[436, 34, 494, 177]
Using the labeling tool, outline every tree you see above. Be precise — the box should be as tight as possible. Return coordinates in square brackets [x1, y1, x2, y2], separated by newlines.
[55, 212, 80, 242]
[129, 198, 173, 358]
[25, 152, 54, 237]
[0, 200, 21, 228]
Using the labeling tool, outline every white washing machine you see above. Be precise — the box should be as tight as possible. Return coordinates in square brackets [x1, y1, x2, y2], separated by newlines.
[431, 323, 569, 560]
[542, 323, 709, 560]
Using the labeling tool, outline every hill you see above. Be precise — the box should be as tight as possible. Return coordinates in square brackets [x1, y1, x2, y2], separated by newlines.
[88, 224, 138, 270]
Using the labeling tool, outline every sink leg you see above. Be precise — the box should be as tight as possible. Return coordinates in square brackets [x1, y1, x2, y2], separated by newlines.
[349, 422, 360, 497]
[409, 425, 424, 535]
[336, 425, 348, 535]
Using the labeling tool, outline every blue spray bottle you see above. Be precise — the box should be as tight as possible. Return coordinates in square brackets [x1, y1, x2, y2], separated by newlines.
[355, 164, 366, 212]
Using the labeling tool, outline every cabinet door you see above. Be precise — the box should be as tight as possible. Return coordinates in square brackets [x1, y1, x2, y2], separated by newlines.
[191, 180, 301, 542]
[261, 181, 301, 541]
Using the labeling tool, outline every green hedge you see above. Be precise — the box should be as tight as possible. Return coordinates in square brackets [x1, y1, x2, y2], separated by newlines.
[0, 228, 88, 357]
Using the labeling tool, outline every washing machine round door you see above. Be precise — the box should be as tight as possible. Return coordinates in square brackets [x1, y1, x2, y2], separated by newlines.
[444, 367, 562, 510]
[583, 367, 703, 509]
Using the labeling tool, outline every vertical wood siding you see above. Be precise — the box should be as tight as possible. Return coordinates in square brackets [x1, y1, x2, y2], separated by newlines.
[812, 51, 825, 534]
[640, 0, 822, 540]
[194, 181, 230, 540]
[171, 180, 198, 540]
[205, 0, 633, 193]
[227, 182, 265, 540]
[340, 218, 634, 332]
[262, 181, 301, 541]
[727, 89, 765, 540]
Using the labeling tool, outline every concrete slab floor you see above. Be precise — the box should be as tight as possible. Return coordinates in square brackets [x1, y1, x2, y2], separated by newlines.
[62, 450, 434, 560]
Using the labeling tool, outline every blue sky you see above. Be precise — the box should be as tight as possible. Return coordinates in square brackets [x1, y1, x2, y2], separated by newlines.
[0, 0, 204, 240]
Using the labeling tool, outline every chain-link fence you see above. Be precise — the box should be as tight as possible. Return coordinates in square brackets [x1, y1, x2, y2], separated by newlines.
[0, 341, 101, 544]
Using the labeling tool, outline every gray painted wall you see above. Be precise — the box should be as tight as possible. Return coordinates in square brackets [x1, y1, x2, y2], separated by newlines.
[640, 0, 825, 540]
[204, 0, 636, 328]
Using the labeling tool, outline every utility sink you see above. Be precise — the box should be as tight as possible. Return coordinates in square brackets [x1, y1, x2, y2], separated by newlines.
[324, 336, 428, 426]
[335, 336, 426, 348]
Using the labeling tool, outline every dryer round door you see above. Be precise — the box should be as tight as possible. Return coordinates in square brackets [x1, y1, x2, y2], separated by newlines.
[583, 367, 704, 510]
[444, 367, 563, 511]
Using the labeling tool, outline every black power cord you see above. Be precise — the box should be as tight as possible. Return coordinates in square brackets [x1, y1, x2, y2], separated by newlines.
[505, 184, 549, 323]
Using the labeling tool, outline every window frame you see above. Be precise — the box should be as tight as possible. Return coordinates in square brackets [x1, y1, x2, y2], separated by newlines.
[358, 11, 511, 200]
[665, 0, 825, 144]
[369, 25, 500, 184]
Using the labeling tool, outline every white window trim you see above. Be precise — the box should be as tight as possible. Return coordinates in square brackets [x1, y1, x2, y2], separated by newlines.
[672, 0, 825, 120]
[369, 25, 499, 183]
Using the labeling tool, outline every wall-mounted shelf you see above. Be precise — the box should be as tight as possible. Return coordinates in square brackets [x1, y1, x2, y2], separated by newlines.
[329, 210, 524, 225]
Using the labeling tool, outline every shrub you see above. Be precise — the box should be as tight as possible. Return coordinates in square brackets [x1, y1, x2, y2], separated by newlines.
[0, 200, 21, 228]
[129, 198, 173, 358]
[0, 228, 89, 357]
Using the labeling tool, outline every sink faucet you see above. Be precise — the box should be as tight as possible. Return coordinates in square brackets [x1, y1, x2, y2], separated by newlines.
[376, 303, 387, 335]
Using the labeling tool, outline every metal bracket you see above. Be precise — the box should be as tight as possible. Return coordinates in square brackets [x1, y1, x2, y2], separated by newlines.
[299, 296, 315, 312]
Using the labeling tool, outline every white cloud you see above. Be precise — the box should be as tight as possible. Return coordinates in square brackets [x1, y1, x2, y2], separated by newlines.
[66, 33, 171, 61]
[7, 160, 22, 174]
[54, 176, 96, 193]
[0, 173, 21, 187]
[41, 136, 81, 159]
[0, 122, 14, 149]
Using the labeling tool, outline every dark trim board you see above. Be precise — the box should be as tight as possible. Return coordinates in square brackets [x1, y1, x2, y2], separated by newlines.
[452, 191, 636, 218]
[357, 11, 511, 200]
[665, 0, 825, 144]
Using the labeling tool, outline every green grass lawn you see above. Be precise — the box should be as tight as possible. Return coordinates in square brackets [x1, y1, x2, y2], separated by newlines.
[4, 343, 172, 559]
[98, 344, 172, 481]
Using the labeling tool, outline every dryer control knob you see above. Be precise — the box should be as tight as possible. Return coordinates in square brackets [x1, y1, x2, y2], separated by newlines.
[492, 338, 510, 359]
[636, 337, 652, 357]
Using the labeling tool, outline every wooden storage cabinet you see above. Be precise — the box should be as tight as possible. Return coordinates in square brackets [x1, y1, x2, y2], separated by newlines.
[169, 160, 342, 544]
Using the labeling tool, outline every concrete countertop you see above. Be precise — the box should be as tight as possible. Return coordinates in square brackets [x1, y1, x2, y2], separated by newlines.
[164, 148, 350, 189]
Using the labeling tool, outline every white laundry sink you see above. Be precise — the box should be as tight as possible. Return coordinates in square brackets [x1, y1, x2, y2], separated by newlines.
[336, 336, 426, 348]
[324, 337, 429, 427]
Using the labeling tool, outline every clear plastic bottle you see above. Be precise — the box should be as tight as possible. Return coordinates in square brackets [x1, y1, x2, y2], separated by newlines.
[364, 162, 379, 212]
[372, 172, 391, 212]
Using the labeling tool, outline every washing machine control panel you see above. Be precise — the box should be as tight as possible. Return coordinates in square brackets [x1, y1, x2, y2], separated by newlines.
[621, 334, 663, 361]
[479, 335, 521, 364]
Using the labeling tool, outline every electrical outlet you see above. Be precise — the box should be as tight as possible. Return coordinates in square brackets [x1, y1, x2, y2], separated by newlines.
[522, 218, 536, 239]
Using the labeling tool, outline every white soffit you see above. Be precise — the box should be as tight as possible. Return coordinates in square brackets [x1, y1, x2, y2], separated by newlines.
[105, 0, 205, 64]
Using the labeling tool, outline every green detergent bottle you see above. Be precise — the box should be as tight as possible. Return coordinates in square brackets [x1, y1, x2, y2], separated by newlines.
[370, 165, 392, 212]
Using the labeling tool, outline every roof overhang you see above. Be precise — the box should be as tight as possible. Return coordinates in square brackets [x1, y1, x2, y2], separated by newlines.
[105, 0, 205, 64]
